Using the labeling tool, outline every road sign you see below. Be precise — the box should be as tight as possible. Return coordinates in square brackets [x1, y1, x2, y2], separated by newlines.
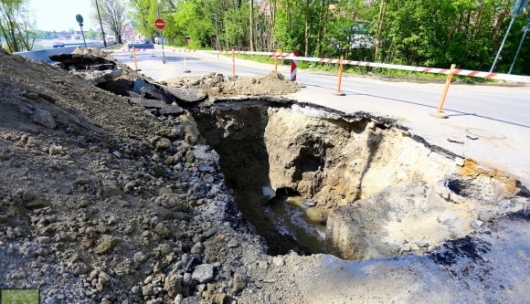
[155, 19, 165, 30]
[76, 14, 84, 26]
[76, 14, 87, 48]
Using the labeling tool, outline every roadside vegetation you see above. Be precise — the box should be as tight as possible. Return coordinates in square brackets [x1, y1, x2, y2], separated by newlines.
[130, 0, 530, 76]
[0, 0, 35, 52]
[2, 0, 529, 77]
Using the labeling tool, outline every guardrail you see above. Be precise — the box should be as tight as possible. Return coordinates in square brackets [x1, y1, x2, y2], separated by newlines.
[127, 43, 154, 50]
[14, 42, 114, 63]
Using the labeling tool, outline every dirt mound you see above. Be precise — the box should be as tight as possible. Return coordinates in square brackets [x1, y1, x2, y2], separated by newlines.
[0, 49, 268, 304]
[72, 46, 120, 61]
[167, 71, 300, 98]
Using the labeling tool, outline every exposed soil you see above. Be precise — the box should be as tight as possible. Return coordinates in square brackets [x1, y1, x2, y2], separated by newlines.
[0, 48, 293, 304]
[1, 48, 529, 304]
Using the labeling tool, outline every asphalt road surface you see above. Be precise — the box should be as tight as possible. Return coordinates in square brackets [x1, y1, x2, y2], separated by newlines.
[112, 49, 529, 129]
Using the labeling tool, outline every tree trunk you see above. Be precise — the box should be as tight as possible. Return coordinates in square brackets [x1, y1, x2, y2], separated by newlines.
[270, 0, 276, 50]
[374, 0, 386, 62]
[250, 0, 254, 51]
[316, 0, 330, 57]
[304, 0, 310, 56]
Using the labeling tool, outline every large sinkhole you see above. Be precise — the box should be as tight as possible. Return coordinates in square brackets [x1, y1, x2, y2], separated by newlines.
[191, 101, 526, 260]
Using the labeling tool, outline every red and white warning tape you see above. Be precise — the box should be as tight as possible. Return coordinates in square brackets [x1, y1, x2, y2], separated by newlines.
[292, 55, 530, 83]
[120, 48, 152, 52]
[198, 49, 529, 83]
[169, 49, 197, 53]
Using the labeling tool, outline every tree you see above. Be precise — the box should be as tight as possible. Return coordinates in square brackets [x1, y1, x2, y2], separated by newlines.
[0, 0, 35, 52]
[129, 0, 158, 42]
[92, 0, 128, 44]
[369, 0, 526, 72]
[85, 29, 99, 40]
[125, 0, 530, 75]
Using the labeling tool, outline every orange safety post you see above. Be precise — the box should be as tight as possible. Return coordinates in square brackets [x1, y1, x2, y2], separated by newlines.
[275, 48, 283, 73]
[232, 49, 235, 76]
[335, 56, 345, 96]
[431, 64, 456, 118]
[132, 47, 139, 71]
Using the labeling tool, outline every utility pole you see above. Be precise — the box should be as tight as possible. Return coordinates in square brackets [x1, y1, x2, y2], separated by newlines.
[95, 0, 107, 47]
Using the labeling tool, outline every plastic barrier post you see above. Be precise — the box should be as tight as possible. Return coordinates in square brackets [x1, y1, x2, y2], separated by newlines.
[334, 56, 345, 96]
[232, 49, 236, 76]
[290, 50, 298, 81]
[430, 64, 456, 119]
[183, 54, 191, 73]
[275, 55, 278, 72]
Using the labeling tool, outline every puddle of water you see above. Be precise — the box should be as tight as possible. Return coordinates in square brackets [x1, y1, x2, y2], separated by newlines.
[265, 193, 327, 253]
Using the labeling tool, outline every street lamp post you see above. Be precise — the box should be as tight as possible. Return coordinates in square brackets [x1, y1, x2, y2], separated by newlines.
[490, 0, 529, 72]
[508, 23, 529, 74]
[95, 0, 107, 47]
[490, 16, 516, 72]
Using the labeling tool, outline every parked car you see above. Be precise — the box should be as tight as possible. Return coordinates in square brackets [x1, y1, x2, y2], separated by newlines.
[52, 41, 64, 48]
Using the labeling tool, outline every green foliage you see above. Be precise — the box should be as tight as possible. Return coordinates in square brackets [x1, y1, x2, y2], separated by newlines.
[33, 30, 58, 40]
[173, 0, 215, 48]
[376, 0, 530, 73]
[127, 0, 530, 75]
[129, 0, 158, 41]
[223, 5, 252, 49]
[0, 0, 35, 52]
[85, 29, 99, 40]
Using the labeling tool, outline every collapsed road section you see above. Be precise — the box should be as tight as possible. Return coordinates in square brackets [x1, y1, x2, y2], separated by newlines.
[191, 99, 529, 260]
[1, 47, 529, 304]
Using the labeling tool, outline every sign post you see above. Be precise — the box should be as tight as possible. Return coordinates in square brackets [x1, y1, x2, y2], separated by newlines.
[155, 17, 166, 64]
[75, 14, 87, 48]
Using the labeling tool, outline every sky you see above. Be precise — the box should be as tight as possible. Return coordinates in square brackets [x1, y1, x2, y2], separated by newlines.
[28, 0, 98, 32]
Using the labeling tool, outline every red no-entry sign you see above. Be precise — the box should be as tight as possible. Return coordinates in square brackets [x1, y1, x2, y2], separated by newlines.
[155, 19, 165, 30]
